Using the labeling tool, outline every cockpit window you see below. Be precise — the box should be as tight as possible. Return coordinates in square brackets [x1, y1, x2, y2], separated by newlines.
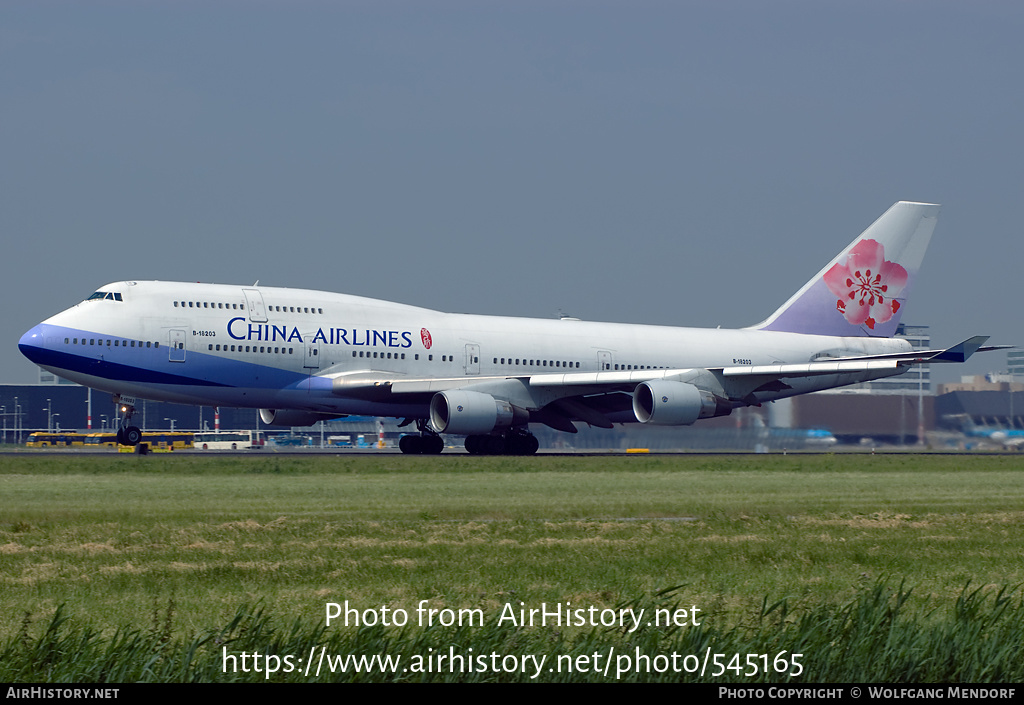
[87, 291, 123, 302]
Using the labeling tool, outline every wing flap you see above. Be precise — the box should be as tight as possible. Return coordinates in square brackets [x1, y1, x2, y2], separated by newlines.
[723, 359, 901, 378]
[528, 369, 698, 387]
[389, 376, 524, 394]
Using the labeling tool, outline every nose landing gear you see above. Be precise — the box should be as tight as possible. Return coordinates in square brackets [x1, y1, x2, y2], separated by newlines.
[113, 395, 142, 446]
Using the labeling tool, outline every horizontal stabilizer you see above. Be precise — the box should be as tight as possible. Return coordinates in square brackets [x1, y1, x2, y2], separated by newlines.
[929, 336, 1007, 363]
[813, 336, 1003, 365]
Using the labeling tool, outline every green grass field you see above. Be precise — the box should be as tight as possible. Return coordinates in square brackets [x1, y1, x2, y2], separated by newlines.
[1, 452, 1022, 681]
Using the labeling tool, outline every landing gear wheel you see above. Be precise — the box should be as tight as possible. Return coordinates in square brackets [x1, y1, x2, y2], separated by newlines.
[515, 434, 539, 455]
[399, 435, 423, 454]
[399, 419, 445, 455]
[401, 434, 445, 455]
[465, 434, 502, 455]
[113, 397, 140, 446]
[123, 426, 142, 446]
[505, 432, 539, 455]
[484, 435, 505, 455]
[465, 432, 538, 455]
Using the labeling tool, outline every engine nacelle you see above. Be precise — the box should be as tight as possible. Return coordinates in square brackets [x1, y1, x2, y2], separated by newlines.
[259, 409, 345, 427]
[632, 380, 731, 426]
[429, 390, 528, 435]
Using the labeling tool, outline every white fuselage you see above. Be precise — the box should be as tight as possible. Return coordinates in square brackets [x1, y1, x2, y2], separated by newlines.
[20, 280, 912, 421]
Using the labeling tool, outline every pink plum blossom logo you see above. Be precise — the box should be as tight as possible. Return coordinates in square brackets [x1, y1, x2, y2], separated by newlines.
[823, 239, 908, 330]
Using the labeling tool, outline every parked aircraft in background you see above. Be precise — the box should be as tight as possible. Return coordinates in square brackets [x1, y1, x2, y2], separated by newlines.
[947, 414, 1024, 450]
[988, 430, 1024, 449]
[19, 202, 1005, 454]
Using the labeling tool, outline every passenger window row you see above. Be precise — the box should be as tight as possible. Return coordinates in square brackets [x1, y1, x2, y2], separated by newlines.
[494, 358, 582, 369]
[175, 301, 243, 310]
[64, 337, 159, 348]
[172, 301, 325, 314]
[267, 304, 324, 314]
[491, 359, 666, 371]
[352, 351, 408, 360]
[348, 352, 456, 363]
[209, 344, 295, 354]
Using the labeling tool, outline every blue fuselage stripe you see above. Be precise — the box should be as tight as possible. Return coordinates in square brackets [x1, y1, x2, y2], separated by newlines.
[20, 324, 310, 390]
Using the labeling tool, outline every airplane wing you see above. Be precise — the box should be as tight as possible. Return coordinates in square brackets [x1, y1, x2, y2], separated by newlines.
[323, 336, 1004, 432]
[330, 336, 1000, 392]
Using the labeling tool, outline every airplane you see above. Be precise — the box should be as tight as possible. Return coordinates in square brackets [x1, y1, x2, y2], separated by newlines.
[944, 413, 1024, 450]
[19, 201, 1007, 455]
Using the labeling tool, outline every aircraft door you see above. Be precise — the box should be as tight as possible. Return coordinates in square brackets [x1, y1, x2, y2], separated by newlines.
[465, 344, 480, 375]
[169, 330, 186, 362]
[598, 350, 612, 371]
[243, 289, 268, 323]
[304, 342, 320, 369]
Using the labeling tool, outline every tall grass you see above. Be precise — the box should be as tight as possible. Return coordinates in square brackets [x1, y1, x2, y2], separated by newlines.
[3, 581, 1022, 682]
[3, 454, 1022, 681]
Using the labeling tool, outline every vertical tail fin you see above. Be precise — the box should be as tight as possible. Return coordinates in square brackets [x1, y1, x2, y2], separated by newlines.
[752, 201, 939, 337]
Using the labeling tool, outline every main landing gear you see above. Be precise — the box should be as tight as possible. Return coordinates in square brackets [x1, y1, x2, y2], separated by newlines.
[399, 433, 444, 455]
[464, 430, 539, 456]
[113, 396, 142, 446]
[397, 421, 540, 456]
[398, 420, 444, 455]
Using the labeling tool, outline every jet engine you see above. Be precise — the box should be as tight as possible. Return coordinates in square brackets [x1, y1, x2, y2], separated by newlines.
[259, 409, 345, 427]
[429, 390, 528, 435]
[632, 380, 731, 425]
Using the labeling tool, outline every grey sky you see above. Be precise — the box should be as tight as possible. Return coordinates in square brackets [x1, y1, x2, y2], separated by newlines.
[3, 1, 1021, 385]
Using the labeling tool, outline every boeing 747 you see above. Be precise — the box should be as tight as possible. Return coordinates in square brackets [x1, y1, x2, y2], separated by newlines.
[19, 202, 1004, 454]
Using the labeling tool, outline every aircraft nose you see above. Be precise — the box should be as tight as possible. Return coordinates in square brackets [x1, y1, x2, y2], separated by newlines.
[19, 324, 46, 364]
